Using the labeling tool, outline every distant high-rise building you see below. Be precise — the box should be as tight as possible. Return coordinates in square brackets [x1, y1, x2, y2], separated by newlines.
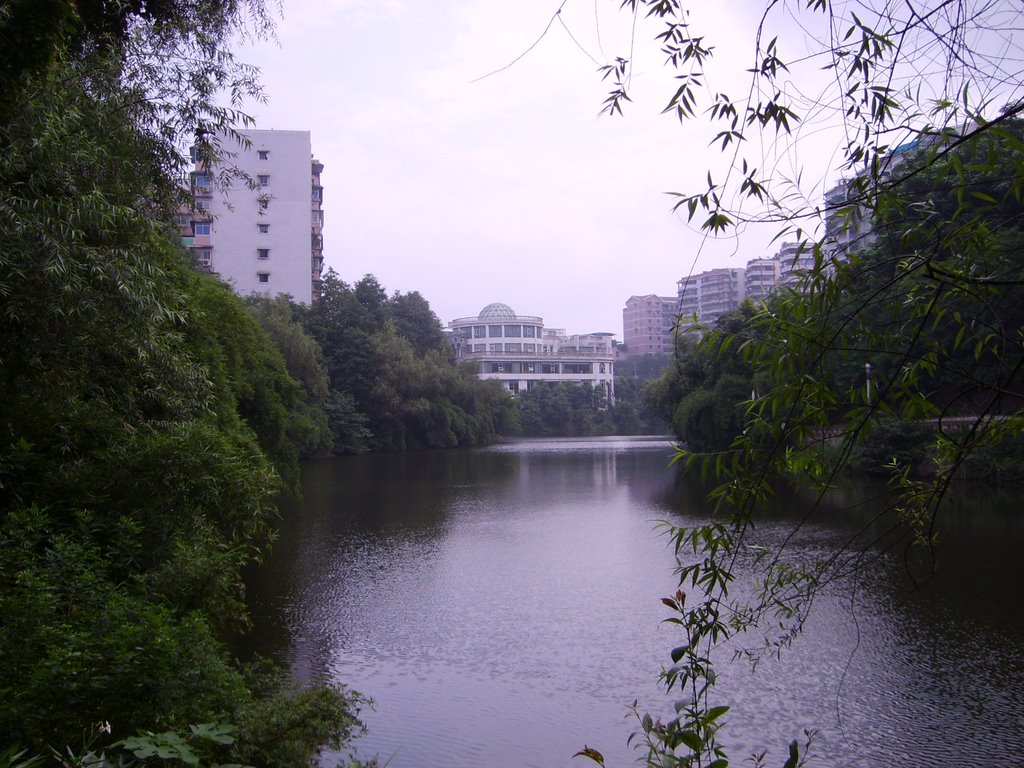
[622, 294, 678, 357]
[776, 241, 817, 287]
[823, 137, 924, 264]
[677, 276, 700, 325]
[745, 257, 780, 302]
[823, 179, 875, 262]
[185, 129, 324, 303]
[677, 268, 747, 328]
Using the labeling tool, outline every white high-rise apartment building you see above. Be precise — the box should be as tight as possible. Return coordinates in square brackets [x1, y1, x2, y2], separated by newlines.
[187, 129, 324, 304]
[776, 241, 817, 287]
[676, 268, 747, 328]
[745, 257, 780, 302]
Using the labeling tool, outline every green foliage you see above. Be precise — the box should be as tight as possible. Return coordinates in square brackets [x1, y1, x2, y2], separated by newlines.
[324, 391, 374, 454]
[513, 376, 668, 438]
[587, 1, 1024, 765]
[0, 507, 250, 748]
[186, 279, 332, 489]
[247, 295, 331, 405]
[0, 746, 44, 768]
[839, 416, 935, 475]
[303, 270, 516, 452]
[617, 353, 674, 380]
[230, 680, 367, 768]
[388, 290, 449, 357]
[116, 724, 242, 766]
[515, 381, 612, 437]
[645, 304, 762, 450]
[614, 354, 675, 434]
[0, 12, 364, 767]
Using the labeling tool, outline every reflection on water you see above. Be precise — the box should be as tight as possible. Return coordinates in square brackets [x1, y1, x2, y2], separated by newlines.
[240, 437, 1024, 768]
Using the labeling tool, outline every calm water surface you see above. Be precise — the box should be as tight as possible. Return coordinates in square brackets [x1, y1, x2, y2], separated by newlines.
[242, 437, 1024, 767]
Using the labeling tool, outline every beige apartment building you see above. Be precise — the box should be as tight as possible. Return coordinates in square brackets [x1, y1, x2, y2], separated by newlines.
[621, 294, 679, 357]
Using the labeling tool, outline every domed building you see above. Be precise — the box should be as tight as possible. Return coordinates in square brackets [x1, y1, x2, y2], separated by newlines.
[449, 303, 615, 403]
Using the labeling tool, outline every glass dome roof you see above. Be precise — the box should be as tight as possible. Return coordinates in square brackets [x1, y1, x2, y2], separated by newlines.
[478, 302, 516, 321]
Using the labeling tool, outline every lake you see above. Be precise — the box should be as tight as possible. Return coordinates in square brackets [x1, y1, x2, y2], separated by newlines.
[240, 437, 1024, 767]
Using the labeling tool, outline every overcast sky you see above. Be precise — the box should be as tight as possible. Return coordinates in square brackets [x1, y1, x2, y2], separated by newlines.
[234, 0, 842, 334]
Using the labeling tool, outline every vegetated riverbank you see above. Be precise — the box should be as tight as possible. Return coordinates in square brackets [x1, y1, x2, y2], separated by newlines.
[822, 415, 1024, 485]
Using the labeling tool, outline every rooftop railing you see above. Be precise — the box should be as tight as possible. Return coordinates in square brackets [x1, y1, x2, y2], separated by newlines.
[449, 315, 544, 326]
[461, 348, 614, 359]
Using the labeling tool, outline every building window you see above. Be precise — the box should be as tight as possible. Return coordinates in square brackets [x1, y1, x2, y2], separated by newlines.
[194, 199, 210, 211]
[312, 186, 322, 201]
[257, 272, 270, 283]
[525, 343, 536, 353]
[257, 248, 270, 259]
[312, 210, 323, 225]
[564, 363, 592, 374]
[523, 325, 536, 338]
[488, 325, 503, 337]
[489, 343, 502, 352]
[195, 248, 212, 264]
[505, 343, 522, 353]
[258, 150, 269, 160]
[193, 172, 211, 187]
[504, 325, 522, 337]
[258, 223, 269, 233]
[541, 363, 560, 374]
[192, 222, 211, 235]
[258, 174, 270, 187]
[472, 325, 486, 339]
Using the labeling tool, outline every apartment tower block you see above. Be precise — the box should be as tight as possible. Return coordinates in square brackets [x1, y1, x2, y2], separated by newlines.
[188, 129, 324, 304]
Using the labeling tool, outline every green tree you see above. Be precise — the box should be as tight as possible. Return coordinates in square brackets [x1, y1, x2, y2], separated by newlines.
[613, 354, 674, 434]
[248, 294, 331, 406]
[617, 353, 674, 381]
[304, 270, 515, 452]
[0, 5, 364, 764]
[517, 382, 573, 436]
[570, 1, 1024, 765]
[643, 304, 762, 450]
[352, 274, 389, 333]
[515, 381, 614, 437]
[389, 290, 448, 357]
[188, 278, 331, 490]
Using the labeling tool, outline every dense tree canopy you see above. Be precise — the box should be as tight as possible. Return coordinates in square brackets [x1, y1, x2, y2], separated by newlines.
[643, 304, 762, 451]
[0, 3, 366, 765]
[303, 270, 517, 452]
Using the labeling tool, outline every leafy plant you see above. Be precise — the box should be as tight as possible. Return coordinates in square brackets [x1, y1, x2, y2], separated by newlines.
[567, 0, 1024, 764]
